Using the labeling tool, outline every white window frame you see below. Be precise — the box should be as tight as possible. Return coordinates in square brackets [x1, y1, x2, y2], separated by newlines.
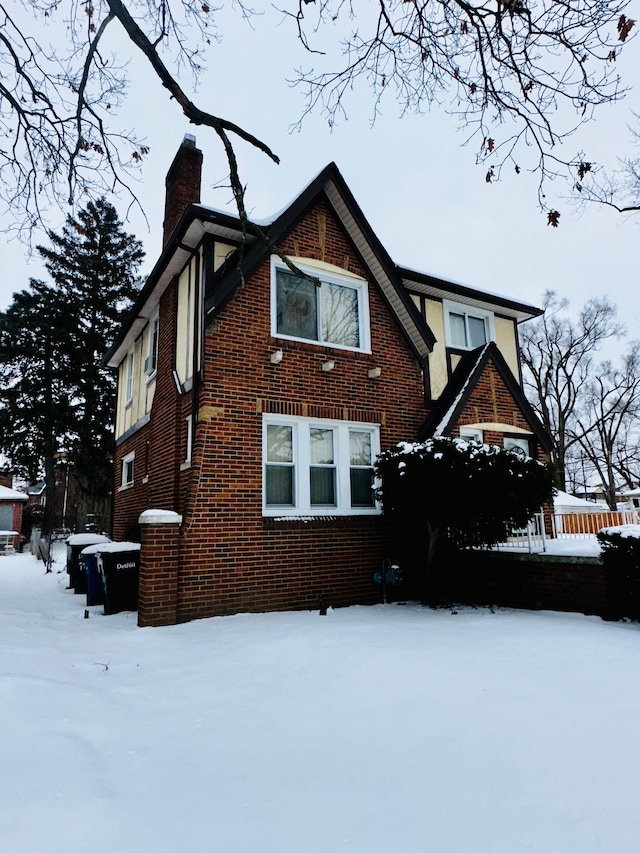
[270, 257, 371, 353]
[181, 414, 193, 468]
[443, 300, 495, 351]
[262, 414, 380, 517]
[120, 451, 135, 490]
[504, 436, 531, 458]
[459, 427, 484, 444]
[124, 350, 134, 406]
[144, 313, 159, 378]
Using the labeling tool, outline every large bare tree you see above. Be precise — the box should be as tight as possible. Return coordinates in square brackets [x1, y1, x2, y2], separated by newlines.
[0, 0, 635, 237]
[519, 290, 624, 491]
[572, 116, 640, 215]
[572, 344, 640, 509]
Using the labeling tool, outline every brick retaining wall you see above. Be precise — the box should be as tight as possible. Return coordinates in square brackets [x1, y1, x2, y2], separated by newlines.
[440, 550, 609, 618]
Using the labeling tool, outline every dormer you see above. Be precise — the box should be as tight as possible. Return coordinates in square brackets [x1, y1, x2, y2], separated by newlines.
[398, 266, 542, 401]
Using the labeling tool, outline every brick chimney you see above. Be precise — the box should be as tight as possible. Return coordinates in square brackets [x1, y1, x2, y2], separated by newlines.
[163, 134, 203, 247]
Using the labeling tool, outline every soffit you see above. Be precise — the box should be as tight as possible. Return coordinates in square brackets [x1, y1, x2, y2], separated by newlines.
[106, 212, 246, 368]
[401, 273, 541, 324]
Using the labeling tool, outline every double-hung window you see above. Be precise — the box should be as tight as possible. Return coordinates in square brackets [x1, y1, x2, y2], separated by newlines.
[263, 415, 379, 515]
[443, 300, 494, 350]
[121, 452, 135, 489]
[272, 259, 370, 352]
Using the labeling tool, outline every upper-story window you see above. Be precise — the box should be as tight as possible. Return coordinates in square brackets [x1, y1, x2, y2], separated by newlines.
[124, 350, 134, 406]
[443, 300, 494, 351]
[271, 258, 371, 352]
[144, 314, 159, 377]
[176, 253, 201, 385]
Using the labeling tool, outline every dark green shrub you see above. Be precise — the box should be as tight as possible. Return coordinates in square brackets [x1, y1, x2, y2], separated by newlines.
[375, 437, 555, 604]
[596, 529, 640, 620]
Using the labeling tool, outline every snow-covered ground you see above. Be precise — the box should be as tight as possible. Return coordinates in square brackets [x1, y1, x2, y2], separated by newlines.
[2, 550, 640, 853]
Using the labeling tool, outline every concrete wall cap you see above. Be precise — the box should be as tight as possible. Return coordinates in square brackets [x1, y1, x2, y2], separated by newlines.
[138, 509, 183, 525]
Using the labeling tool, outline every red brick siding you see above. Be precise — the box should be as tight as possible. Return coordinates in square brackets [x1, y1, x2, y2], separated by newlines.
[11, 502, 24, 534]
[163, 140, 202, 247]
[174, 199, 426, 622]
[113, 277, 186, 539]
[112, 425, 150, 540]
[138, 520, 181, 626]
[454, 361, 545, 460]
[444, 551, 608, 618]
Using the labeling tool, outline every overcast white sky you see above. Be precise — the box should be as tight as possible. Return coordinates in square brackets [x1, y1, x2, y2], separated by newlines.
[2, 5, 639, 350]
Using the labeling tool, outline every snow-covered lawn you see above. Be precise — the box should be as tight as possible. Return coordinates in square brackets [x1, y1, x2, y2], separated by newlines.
[2, 551, 639, 853]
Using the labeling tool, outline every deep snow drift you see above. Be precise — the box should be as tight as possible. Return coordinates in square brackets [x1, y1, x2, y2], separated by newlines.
[1, 551, 639, 852]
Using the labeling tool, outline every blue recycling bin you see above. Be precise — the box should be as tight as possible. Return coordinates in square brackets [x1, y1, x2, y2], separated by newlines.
[80, 544, 106, 606]
[66, 534, 110, 593]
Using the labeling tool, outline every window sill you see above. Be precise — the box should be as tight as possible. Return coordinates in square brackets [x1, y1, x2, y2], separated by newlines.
[180, 460, 192, 471]
[118, 482, 134, 493]
[263, 509, 380, 519]
[263, 514, 381, 530]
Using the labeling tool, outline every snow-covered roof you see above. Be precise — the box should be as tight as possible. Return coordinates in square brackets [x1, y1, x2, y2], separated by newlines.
[554, 490, 599, 510]
[432, 345, 490, 437]
[0, 485, 28, 502]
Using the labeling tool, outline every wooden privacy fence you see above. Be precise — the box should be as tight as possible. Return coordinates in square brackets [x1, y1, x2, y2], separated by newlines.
[554, 510, 638, 536]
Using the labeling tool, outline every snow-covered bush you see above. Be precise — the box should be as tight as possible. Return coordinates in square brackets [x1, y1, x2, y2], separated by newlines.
[375, 437, 555, 602]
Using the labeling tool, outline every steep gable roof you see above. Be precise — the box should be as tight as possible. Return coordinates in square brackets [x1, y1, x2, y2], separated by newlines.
[420, 341, 552, 452]
[203, 162, 436, 360]
[106, 163, 435, 368]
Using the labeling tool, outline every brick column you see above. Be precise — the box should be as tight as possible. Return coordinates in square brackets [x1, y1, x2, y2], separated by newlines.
[138, 509, 182, 627]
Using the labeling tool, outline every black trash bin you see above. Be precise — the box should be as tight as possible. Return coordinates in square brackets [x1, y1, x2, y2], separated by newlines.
[96, 543, 141, 615]
[80, 544, 106, 607]
[66, 534, 111, 593]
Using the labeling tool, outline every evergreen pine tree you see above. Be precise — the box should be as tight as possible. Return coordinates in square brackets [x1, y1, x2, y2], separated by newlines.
[0, 199, 144, 533]
[0, 280, 76, 533]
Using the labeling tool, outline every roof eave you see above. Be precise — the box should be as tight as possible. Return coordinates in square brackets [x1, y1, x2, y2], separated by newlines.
[398, 266, 543, 324]
[105, 205, 247, 368]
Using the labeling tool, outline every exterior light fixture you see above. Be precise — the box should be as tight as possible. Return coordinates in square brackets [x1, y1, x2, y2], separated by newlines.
[322, 360, 335, 372]
[368, 367, 382, 379]
[270, 350, 283, 365]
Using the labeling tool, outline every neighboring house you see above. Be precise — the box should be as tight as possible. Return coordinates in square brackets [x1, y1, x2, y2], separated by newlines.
[0, 484, 28, 549]
[106, 135, 552, 626]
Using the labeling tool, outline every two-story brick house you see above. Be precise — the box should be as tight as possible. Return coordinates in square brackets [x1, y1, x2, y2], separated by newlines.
[106, 135, 551, 626]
